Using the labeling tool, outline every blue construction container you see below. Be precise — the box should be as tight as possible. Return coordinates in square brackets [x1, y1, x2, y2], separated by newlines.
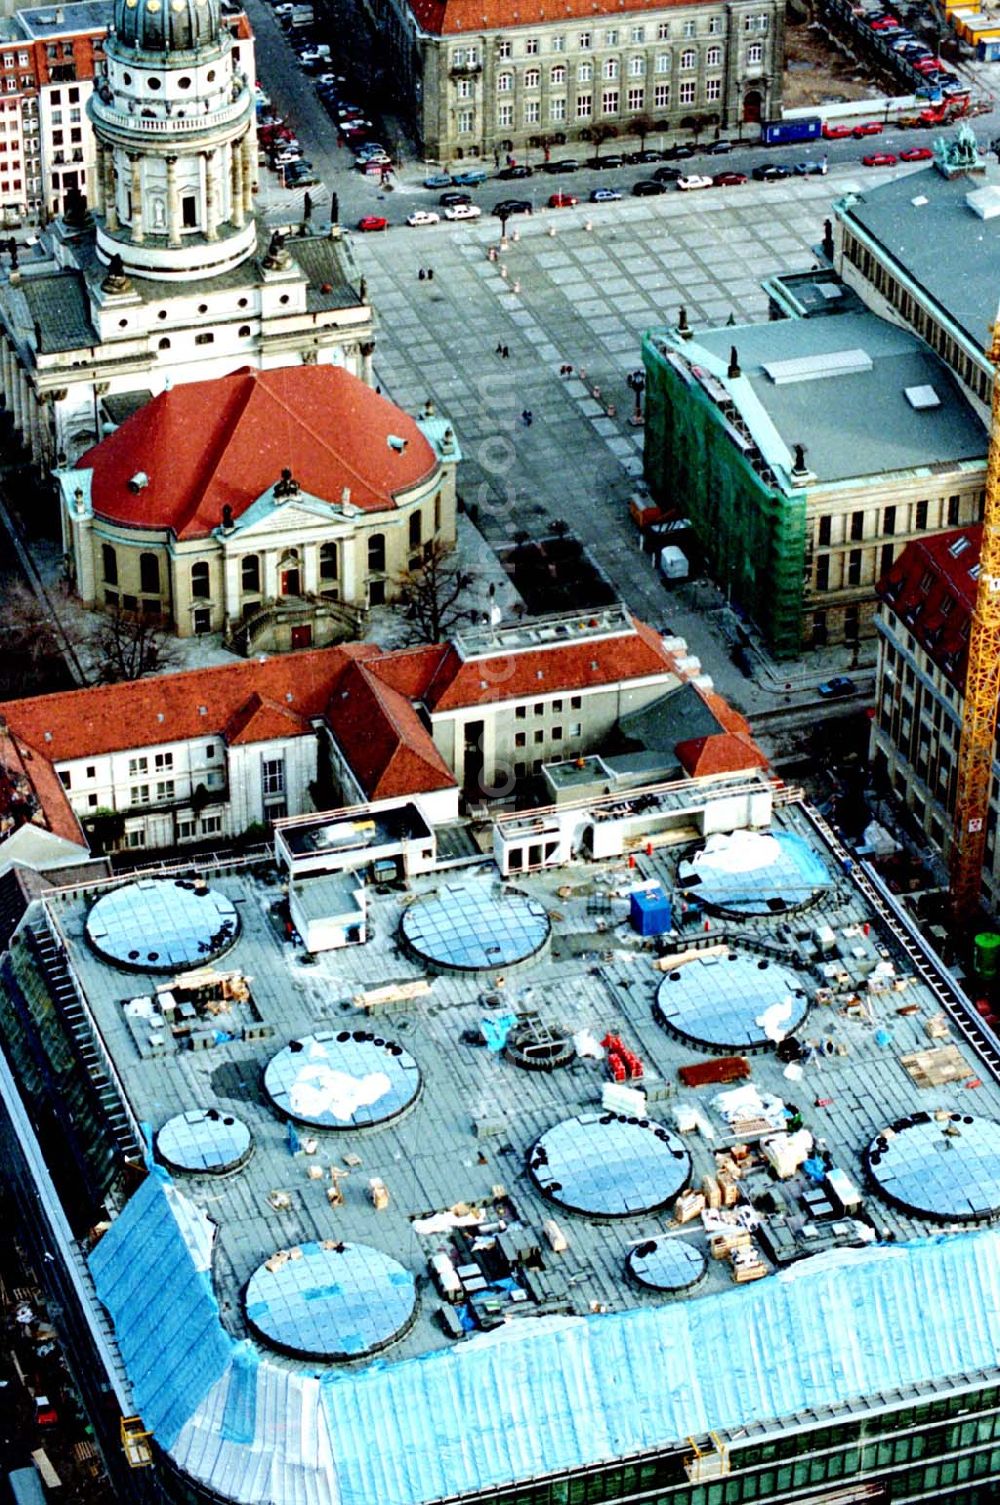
[630, 885, 673, 936]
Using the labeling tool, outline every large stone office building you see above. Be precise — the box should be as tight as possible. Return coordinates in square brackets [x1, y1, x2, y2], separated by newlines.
[355, 0, 784, 164]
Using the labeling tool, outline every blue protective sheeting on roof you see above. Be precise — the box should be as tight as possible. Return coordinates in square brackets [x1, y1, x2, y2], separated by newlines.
[221, 1342, 259, 1446]
[319, 1234, 1000, 1505]
[88, 1166, 234, 1451]
[89, 1171, 1000, 1505]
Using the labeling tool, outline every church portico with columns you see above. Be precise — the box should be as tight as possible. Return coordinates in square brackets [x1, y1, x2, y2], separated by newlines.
[56, 366, 460, 653]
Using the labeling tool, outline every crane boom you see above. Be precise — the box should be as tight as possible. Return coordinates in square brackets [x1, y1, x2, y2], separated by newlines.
[950, 317, 1000, 919]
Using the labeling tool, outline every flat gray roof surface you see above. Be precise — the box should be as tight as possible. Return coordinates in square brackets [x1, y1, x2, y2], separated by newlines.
[695, 311, 986, 483]
[43, 798, 1000, 1377]
[841, 164, 1000, 356]
[19, 1, 112, 36]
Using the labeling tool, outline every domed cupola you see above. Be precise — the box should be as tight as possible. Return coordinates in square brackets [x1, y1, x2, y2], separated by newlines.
[113, 0, 222, 55]
[90, 0, 256, 281]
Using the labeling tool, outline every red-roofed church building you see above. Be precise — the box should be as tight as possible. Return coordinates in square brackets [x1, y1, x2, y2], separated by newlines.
[57, 365, 459, 652]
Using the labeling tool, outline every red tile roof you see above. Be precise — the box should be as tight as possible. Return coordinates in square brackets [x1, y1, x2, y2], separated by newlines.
[421, 617, 676, 712]
[876, 525, 981, 687]
[408, 0, 692, 35]
[79, 367, 438, 541]
[0, 731, 83, 848]
[326, 660, 456, 801]
[223, 692, 312, 746]
[0, 648, 362, 765]
[676, 732, 769, 779]
[0, 616, 762, 841]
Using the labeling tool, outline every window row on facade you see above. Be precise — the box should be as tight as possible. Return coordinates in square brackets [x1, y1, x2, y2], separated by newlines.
[453, 13, 770, 62]
[487, 78, 731, 128]
[492, 46, 751, 86]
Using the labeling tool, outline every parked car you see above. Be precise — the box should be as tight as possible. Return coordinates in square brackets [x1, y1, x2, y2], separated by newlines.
[662, 143, 695, 160]
[794, 158, 828, 174]
[586, 154, 624, 169]
[822, 122, 853, 139]
[751, 163, 792, 180]
[284, 165, 318, 185]
[452, 168, 488, 185]
[852, 121, 884, 137]
[439, 190, 472, 206]
[423, 173, 453, 188]
[495, 164, 533, 179]
[355, 151, 391, 169]
[357, 215, 388, 231]
[713, 170, 748, 186]
[862, 152, 898, 166]
[653, 164, 683, 182]
[356, 141, 388, 157]
[546, 158, 581, 173]
[272, 148, 304, 166]
[492, 198, 532, 216]
[589, 186, 623, 201]
[548, 191, 578, 207]
[406, 208, 441, 226]
[632, 178, 666, 195]
[817, 675, 857, 699]
[444, 202, 482, 219]
[625, 148, 664, 163]
[677, 173, 713, 190]
[899, 146, 933, 161]
[708, 139, 734, 154]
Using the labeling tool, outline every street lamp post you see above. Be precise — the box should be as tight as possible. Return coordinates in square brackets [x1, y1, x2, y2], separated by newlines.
[627, 368, 646, 427]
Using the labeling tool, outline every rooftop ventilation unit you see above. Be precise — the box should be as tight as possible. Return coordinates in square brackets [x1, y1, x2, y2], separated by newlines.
[128, 471, 149, 493]
[387, 435, 407, 453]
[966, 185, 1000, 221]
[762, 348, 873, 385]
[905, 384, 941, 411]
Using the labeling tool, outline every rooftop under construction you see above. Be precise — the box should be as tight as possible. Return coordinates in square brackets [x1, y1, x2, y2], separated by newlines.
[6, 773, 1000, 1503]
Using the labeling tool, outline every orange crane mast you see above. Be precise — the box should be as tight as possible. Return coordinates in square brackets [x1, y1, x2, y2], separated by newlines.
[950, 313, 1000, 920]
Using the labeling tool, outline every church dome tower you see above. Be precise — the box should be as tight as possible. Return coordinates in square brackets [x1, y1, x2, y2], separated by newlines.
[87, 0, 256, 281]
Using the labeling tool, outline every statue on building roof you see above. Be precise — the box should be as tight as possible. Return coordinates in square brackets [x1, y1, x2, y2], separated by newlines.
[934, 122, 984, 176]
[101, 252, 133, 295]
[63, 185, 90, 230]
[263, 229, 291, 271]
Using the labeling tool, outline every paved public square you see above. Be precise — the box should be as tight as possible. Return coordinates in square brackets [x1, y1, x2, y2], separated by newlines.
[352, 172, 886, 713]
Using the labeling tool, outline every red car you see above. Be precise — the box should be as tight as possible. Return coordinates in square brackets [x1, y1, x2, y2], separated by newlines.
[822, 122, 852, 139]
[548, 192, 578, 207]
[357, 215, 388, 231]
[852, 121, 883, 137]
[713, 170, 748, 186]
[862, 152, 898, 166]
[899, 146, 933, 161]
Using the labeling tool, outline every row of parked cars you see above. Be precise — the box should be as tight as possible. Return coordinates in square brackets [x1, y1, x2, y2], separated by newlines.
[256, 96, 319, 189]
[853, 5, 966, 97]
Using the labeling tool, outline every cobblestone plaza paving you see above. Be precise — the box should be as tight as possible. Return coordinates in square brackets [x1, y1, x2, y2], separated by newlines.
[357, 175, 876, 628]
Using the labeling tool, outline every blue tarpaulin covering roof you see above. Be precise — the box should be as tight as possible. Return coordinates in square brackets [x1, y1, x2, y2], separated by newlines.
[90, 1173, 1000, 1505]
[88, 1166, 233, 1451]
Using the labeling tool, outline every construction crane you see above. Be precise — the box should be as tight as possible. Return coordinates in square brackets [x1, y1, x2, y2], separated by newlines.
[950, 313, 1000, 920]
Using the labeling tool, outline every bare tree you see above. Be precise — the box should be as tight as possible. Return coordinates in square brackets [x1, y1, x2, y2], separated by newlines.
[91, 605, 180, 683]
[392, 540, 474, 645]
[631, 114, 657, 151]
[581, 123, 618, 161]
